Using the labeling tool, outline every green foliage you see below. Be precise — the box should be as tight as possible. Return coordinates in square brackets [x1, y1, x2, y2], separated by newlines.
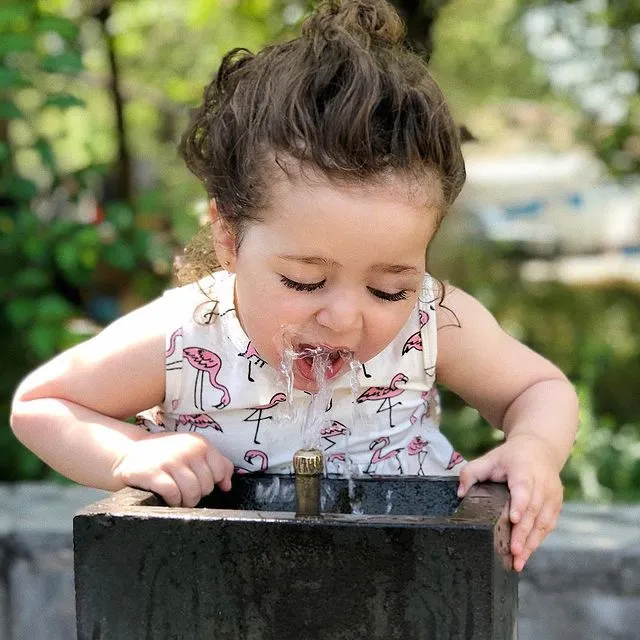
[436, 243, 640, 503]
[512, 0, 640, 176]
[0, 1, 172, 481]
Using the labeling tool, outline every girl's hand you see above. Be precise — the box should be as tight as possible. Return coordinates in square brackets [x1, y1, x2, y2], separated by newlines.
[112, 432, 235, 507]
[456, 434, 564, 572]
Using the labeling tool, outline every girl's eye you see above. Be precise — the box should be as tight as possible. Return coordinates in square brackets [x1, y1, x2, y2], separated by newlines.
[280, 275, 326, 292]
[368, 287, 408, 302]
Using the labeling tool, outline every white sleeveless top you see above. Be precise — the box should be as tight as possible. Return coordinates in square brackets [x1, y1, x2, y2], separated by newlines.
[136, 271, 464, 477]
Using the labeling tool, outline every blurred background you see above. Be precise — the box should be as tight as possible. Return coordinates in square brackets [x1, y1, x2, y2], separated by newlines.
[1, 0, 639, 504]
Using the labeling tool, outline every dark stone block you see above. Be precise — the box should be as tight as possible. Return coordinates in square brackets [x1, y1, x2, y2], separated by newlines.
[74, 475, 517, 640]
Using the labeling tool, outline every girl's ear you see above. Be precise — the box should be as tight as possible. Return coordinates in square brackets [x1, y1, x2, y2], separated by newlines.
[209, 199, 237, 272]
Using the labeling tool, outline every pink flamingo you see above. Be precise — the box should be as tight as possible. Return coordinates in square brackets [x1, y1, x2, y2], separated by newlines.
[238, 341, 267, 382]
[135, 409, 165, 431]
[326, 452, 355, 474]
[423, 387, 440, 424]
[181, 347, 231, 411]
[447, 450, 464, 470]
[177, 413, 223, 433]
[407, 435, 430, 475]
[319, 421, 350, 450]
[402, 309, 429, 355]
[244, 392, 287, 445]
[235, 449, 269, 474]
[366, 436, 403, 475]
[356, 372, 408, 428]
[166, 328, 183, 360]
[409, 391, 432, 425]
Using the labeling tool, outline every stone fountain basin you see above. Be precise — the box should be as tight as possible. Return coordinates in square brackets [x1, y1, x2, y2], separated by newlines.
[74, 475, 517, 640]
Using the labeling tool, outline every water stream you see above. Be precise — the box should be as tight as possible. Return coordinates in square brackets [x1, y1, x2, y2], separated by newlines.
[277, 333, 367, 512]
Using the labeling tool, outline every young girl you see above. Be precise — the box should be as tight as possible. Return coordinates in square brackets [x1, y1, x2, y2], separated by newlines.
[10, 0, 578, 573]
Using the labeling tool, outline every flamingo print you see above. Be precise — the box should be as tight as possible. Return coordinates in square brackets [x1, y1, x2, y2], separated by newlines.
[243, 392, 287, 445]
[424, 387, 441, 424]
[447, 450, 464, 470]
[166, 328, 183, 360]
[407, 435, 430, 475]
[365, 436, 403, 475]
[202, 300, 220, 325]
[409, 390, 432, 425]
[238, 341, 267, 382]
[402, 309, 430, 355]
[356, 372, 408, 428]
[319, 421, 350, 450]
[177, 413, 223, 433]
[181, 347, 231, 411]
[235, 449, 269, 474]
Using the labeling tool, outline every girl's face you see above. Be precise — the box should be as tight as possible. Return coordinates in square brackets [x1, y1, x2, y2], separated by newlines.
[215, 172, 440, 392]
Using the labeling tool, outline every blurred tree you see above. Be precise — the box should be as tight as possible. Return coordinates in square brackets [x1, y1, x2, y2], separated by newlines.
[390, 0, 450, 59]
[0, 0, 172, 480]
[513, 0, 640, 176]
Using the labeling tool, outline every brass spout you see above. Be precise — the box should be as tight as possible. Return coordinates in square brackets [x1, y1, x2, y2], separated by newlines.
[293, 449, 324, 517]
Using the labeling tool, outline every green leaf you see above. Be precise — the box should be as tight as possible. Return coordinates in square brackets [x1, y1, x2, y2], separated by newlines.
[42, 93, 85, 110]
[0, 100, 23, 119]
[37, 294, 73, 322]
[0, 142, 9, 163]
[103, 242, 137, 271]
[40, 51, 83, 75]
[0, 32, 35, 56]
[23, 234, 50, 262]
[14, 267, 50, 291]
[4, 176, 37, 200]
[18, 451, 45, 479]
[34, 137, 55, 171]
[35, 15, 80, 41]
[28, 324, 60, 359]
[0, 68, 30, 89]
[0, 5, 34, 30]
[105, 202, 134, 231]
[54, 239, 80, 274]
[5, 298, 34, 327]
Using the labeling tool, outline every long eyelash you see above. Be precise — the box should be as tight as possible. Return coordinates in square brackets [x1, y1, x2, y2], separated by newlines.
[369, 287, 408, 302]
[280, 275, 326, 292]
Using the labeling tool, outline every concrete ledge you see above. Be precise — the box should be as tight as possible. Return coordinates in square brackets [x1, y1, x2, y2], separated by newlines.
[518, 503, 640, 640]
[0, 483, 639, 640]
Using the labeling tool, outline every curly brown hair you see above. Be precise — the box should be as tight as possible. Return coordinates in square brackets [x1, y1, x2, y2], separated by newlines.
[178, 0, 465, 282]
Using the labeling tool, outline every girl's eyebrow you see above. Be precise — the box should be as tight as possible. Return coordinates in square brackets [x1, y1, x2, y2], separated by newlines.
[277, 255, 418, 275]
[278, 255, 338, 267]
[371, 264, 419, 275]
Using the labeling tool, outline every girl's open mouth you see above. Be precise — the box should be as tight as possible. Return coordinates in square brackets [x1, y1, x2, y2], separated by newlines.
[293, 345, 352, 383]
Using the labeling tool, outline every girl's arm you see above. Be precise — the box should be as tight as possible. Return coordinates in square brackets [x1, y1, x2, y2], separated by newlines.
[10, 298, 168, 489]
[435, 285, 579, 571]
[10, 299, 234, 504]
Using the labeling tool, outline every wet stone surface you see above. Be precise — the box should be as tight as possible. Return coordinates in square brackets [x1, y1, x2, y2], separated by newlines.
[198, 473, 462, 516]
[74, 476, 516, 640]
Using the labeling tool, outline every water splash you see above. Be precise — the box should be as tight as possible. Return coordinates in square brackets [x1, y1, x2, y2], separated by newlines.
[348, 359, 367, 510]
[276, 328, 353, 450]
[273, 327, 374, 515]
[385, 488, 394, 514]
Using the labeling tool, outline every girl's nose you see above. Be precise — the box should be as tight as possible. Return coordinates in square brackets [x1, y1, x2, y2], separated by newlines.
[315, 294, 363, 335]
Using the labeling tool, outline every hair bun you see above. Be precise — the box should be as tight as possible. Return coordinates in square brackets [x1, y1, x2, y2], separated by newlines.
[302, 0, 405, 49]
